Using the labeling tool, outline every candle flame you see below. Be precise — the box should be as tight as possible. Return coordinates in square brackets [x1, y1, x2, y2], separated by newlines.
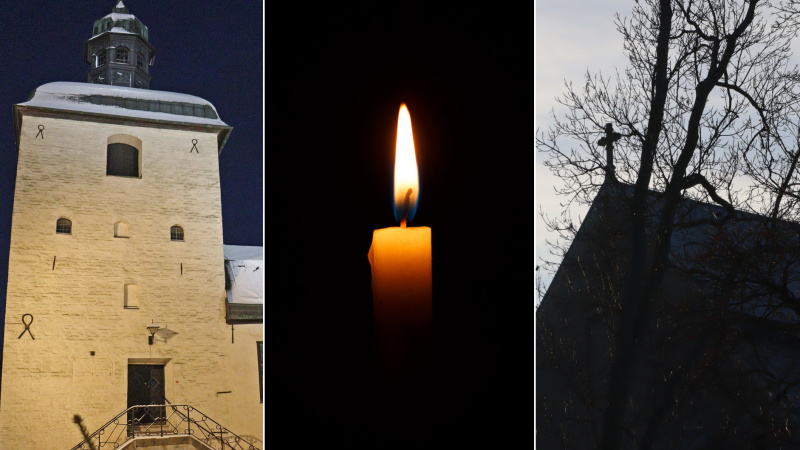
[394, 103, 419, 223]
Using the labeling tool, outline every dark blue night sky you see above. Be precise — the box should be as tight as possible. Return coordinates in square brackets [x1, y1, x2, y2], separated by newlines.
[0, 1, 263, 320]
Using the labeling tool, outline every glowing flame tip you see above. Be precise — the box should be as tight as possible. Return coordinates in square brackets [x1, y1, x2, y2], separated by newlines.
[393, 103, 419, 223]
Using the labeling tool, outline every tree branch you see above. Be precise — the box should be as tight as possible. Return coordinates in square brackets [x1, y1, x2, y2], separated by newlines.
[682, 173, 736, 214]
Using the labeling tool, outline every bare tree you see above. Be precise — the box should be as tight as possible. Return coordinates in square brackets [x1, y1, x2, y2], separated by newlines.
[537, 0, 800, 448]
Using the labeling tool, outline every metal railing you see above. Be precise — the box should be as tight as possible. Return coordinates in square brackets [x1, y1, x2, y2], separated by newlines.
[70, 404, 257, 450]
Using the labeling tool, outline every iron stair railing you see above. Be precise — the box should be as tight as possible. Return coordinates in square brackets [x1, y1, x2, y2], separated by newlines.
[164, 398, 262, 449]
[70, 403, 257, 450]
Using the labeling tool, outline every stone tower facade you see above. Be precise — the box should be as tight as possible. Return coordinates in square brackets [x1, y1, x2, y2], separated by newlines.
[0, 4, 263, 449]
[85, 1, 154, 89]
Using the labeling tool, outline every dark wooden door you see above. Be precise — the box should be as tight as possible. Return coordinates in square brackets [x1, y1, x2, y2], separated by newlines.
[127, 365, 165, 424]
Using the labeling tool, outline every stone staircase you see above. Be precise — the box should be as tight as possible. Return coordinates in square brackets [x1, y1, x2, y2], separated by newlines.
[70, 404, 261, 450]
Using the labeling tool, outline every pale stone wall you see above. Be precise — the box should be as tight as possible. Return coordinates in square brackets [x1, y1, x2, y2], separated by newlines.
[0, 113, 261, 449]
[225, 323, 264, 444]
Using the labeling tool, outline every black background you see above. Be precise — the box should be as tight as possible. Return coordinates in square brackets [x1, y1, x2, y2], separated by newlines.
[268, 4, 533, 446]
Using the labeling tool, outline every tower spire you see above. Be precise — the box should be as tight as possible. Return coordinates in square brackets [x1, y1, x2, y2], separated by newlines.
[84, 2, 155, 89]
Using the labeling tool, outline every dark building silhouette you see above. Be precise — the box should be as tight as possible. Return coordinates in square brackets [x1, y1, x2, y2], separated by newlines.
[537, 179, 800, 448]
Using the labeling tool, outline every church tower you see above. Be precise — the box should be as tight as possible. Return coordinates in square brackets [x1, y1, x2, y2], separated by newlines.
[0, 4, 263, 449]
[85, 1, 155, 88]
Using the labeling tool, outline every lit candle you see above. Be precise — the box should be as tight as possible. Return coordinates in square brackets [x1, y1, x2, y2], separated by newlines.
[369, 104, 432, 377]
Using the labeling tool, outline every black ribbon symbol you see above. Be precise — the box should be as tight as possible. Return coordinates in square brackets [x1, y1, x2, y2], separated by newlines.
[190, 139, 199, 153]
[18, 314, 34, 340]
[35, 125, 44, 139]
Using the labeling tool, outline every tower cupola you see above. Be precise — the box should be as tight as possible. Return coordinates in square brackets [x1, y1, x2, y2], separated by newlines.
[84, 1, 155, 89]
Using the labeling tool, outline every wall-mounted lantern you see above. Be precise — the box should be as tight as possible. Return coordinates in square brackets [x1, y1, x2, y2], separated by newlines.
[146, 321, 160, 345]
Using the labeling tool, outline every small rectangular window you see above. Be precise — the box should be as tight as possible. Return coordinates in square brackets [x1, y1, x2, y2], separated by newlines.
[124, 284, 139, 308]
[116, 47, 129, 63]
[257, 341, 263, 403]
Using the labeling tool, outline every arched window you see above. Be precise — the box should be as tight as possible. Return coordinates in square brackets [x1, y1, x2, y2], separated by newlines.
[170, 226, 184, 241]
[116, 47, 129, 63]
[107, 144, 138, 176]
[97, 49, 106, 67]
[106, 134, 142, 177]
[114, 221, 130, 238]
[56, 218, 72, 234]
[137, 51, 145, 69]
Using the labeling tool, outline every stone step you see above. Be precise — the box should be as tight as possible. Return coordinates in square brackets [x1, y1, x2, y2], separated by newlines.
[116, 434, 215, 450]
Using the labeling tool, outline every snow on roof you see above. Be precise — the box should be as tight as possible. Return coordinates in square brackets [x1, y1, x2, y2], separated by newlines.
[108, 26, 135, 34]
[224, 245, 263, 305]
[102, 12, 137, 21]
[224, 245, 263, 261]
[18, 82, 228, 127]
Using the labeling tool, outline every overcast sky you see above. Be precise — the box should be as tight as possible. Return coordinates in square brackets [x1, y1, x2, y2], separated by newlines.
[536, 0, 631, 298]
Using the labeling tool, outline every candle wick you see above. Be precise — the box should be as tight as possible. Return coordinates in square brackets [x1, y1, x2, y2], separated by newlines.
[401, 188, 412, 228]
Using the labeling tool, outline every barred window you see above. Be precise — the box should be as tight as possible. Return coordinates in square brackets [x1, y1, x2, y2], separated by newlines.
[116, 47, 129, 63]
[56, 218, 72, 234]
[170, 226, 184, 242]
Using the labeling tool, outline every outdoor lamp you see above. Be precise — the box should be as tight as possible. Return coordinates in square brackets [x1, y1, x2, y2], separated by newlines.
[147, 322, 160, 345]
